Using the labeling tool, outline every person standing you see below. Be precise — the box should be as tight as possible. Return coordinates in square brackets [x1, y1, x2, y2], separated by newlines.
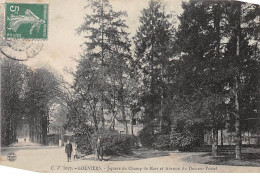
[96, 136, 104, 161]
[73, 145, 79, 160]
[65, 140, 73, 162]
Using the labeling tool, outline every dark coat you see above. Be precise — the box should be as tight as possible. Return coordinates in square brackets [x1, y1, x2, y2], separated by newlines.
[65, 143, 73, 155]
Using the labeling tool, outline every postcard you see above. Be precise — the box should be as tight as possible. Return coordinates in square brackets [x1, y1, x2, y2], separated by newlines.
[0, 0, 260, 173]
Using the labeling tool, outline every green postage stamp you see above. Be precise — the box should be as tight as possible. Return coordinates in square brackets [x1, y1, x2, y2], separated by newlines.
[5, 3, 48, 39]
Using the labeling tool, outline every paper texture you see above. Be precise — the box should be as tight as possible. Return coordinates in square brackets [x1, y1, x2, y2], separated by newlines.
[0, 0, 260, 173]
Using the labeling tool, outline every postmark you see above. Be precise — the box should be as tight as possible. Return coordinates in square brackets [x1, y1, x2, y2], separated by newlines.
[1, 39, 44, 60]
[5, 3, 48, 39]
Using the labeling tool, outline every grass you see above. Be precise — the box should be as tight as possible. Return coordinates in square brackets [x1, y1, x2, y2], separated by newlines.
[81, 146, 260, 166]
[182, 148, 260, 167]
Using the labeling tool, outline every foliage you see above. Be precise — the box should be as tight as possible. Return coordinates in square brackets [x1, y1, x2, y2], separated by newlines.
[170, 121, 204, 151]
[1, 58, 27, 146]
[99, 132, 137, 155]
[74, 125, 95, 154]
[76, 130, 137, 155]
[24, 68, 61, 144]
[152, 134, 171, 150]
[138, 126, 156, 148]
[134, 0, 176, 134]
[173, 0, 259, 157]
[74, 0, 135, 134]
[0, 57, 61, 146]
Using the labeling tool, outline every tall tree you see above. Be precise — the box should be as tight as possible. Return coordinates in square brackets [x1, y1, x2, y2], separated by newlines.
[76, 0, 132, 134]
[134, 0, 174, 134]
[223, 1, 259, 159]
[1, 58, 27, 146]
[176, 0, 230, 156]
[25, 68, 60, 145]
[175, 0, 259, 158]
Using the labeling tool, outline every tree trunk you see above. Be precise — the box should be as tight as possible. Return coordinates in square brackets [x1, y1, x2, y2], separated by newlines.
[235, 3, 242, 160]
[248, 131, 250, 145]
[119, 73, 127, 134]
[212, 129, 218, 157]
[121, 101, 128, 134]
[131, 114, 134, 135]
[159, 64, 164, 133]
[220, 129, 223, 146]
[109, 79, 116, 131]
[112, 119, 115, 131]
[92, 111, 98, 133]
[235, 83, 242, 159]
[100, 0, 105, 130]
[109, 113, 116, 131]
[124, 119, 128, 135]
[160, 85, 163, 133]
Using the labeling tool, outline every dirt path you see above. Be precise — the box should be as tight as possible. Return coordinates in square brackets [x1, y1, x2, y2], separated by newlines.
[1, 141, 260, 173]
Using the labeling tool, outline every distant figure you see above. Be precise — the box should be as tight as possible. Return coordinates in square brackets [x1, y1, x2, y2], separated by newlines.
[96, 136, 104, 161]
[24, 138, 26, 142]
[65, 140, 73, 162]
[73, 145, 79, 160]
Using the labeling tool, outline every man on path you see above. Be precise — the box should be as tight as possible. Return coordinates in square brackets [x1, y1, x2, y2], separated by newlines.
[96, 136, 104, 161]
[65, 140, 73, 162]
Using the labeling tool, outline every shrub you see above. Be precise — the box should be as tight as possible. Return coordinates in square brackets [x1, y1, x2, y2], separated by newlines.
[170, 131, 202, 151]
[71, 124, 95, 155]
[95, 131, 137, 155]
[76, 129, 137, 156]
[138, 127, 156, 148]
[74, 133, 93, 155]
[152, 134, 171, 150]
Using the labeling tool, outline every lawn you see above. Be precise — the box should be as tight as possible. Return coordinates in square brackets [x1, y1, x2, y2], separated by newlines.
[182, 147, 260, 167]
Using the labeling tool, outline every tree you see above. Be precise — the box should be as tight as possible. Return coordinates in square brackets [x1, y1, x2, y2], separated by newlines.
[1, 57, 62, 146]
[76, 0, 132, 134]
[24, 68, 60, 145]
[173, 0, 226, 154]
[1, 58, 27, 146]
[175, 0, 259, 158]
[77, 0, 117, 130]
[134, 0, 175, 134]
[222, 1, 259, 159]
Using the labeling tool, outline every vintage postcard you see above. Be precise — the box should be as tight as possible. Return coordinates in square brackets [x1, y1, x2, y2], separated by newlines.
[0, 0, 260, 173]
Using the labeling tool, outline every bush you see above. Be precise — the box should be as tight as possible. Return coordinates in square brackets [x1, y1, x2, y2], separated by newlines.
[138, 127, 156, 148]
[74, 133, 93, 155]
[94, 131, 137, 155]
[139, 128, 172, 150]
[152, 134, 171, 150]
[71, 124, 95, 155]
[170, 131, 202, 151]
[76, 130, 137, 156]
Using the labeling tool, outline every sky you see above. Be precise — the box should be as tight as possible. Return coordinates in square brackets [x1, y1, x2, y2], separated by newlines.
[13, 0, 259, 83]
[19, 0, 185, 83]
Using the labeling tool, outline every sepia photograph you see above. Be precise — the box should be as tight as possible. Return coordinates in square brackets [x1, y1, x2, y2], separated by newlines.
[0, 0, 260, 173]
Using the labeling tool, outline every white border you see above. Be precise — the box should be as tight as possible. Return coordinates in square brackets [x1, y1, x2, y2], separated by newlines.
[241, 0, 260, 5]
[0, 0, 260, 176]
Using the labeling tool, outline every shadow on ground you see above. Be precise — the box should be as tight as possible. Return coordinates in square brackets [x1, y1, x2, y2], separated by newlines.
[82, 148, 170, 161]
[1, 142, 61, 156]
[182, 151, 260, 167]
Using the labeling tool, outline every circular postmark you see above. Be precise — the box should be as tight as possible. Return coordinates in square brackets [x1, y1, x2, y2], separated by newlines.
[1, 39, 44, 61]
[7, 152, 17, 162]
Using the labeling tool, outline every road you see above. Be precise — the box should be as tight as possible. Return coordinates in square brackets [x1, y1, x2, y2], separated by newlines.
[0, 141, 260, 173]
